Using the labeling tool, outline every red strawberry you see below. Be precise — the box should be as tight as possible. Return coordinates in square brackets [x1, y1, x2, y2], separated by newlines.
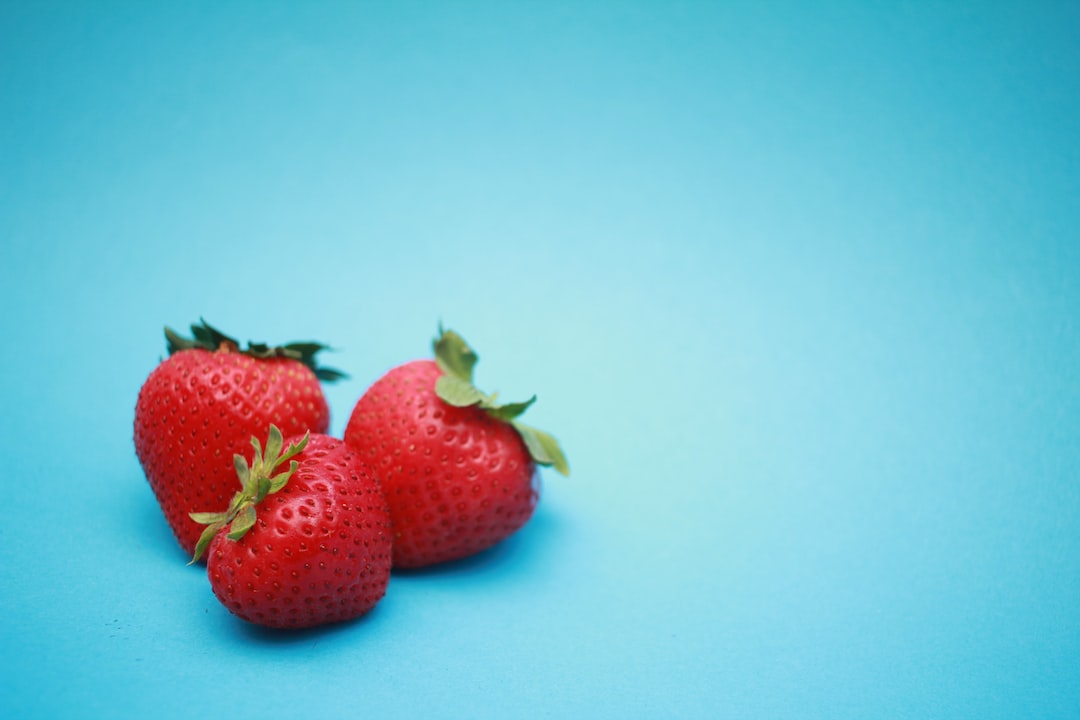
[191, 426, 392, 629]
[343, 327, 569, 568]
[134, 320, 345, 557]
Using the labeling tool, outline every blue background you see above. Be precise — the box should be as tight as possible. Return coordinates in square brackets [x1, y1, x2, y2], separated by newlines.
[2, 2, 1078, 717]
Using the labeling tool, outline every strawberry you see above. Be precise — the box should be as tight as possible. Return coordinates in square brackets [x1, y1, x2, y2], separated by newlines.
[191, 426, 392, 629]
[343, 327, 569, 568]
[134, 320, 345, 557]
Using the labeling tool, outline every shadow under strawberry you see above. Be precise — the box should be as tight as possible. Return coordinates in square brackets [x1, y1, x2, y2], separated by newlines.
[127, 476, 193, 564]
[223, 601, 388, 645]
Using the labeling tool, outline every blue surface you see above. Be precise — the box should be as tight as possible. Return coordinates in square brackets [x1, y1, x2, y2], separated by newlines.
[2, 2, 1079, 717]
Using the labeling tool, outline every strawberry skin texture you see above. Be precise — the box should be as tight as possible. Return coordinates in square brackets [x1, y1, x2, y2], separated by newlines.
[206, 434, 392, 629]
[134, 348, 330, 556]
[343, 359, 540, 568]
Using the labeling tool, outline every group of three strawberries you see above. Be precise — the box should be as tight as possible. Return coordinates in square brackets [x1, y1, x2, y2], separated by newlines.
[134, 320, 569, 630]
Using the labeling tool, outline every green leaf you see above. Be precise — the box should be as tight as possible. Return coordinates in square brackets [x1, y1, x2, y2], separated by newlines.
[433, 327, 478, 382]
[189, 511, 229, 525]
[246, 341, 273, 358]
[159, 320, 346, 383]
[197, 319, 239, 348]
[255, 475, 272, 502]
[264, 425, 284, 468]
[314, 366, 348, 382]
[250, 435, 263, 469]
[233, 454, 250, 489]
[486, 395, 537, 421]
[225, 490, 245, 514]
[513, 422, 570, 477]
[277, 432, 310, 466]
[280, 341, 328, 357]
[435, 375, 488, 407]
[189, 521, 225, 564]
[164, 326, 199, 355]
[269, 460, 299, 493]
[227, 504, 257, 541]
[165, 320, 233, 355]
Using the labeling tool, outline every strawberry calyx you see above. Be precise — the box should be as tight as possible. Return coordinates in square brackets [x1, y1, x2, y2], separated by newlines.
[433, 325, 570, 476]
[188, 425, 310, 564]
[165, 319, 347, 382]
